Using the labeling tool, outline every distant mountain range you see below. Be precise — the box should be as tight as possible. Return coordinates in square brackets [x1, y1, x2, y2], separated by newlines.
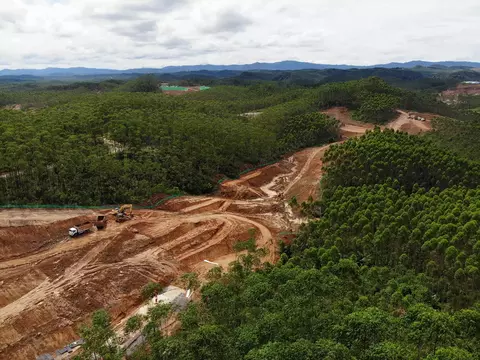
[1, 60, 480, 77]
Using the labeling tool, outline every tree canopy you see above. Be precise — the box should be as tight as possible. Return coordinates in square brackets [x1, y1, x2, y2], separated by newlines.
[68, 78, 480, 359]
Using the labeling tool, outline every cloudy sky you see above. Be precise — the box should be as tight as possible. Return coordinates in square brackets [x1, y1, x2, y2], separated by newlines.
[1, 0, 479, 69]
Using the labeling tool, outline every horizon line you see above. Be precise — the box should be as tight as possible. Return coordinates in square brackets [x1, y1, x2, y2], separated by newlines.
[1, 59, 480, 72]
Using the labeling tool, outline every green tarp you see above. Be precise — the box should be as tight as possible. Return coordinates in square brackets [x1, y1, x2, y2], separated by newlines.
[161, 86, 189, 91]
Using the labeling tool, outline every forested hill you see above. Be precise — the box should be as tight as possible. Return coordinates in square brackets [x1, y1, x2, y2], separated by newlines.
[104, 131, 480, 360]
[2, 60, 480, 76]
[2, 66, 479, 91]
[80, 131, 480, 360]
[0, 77, 450, 206]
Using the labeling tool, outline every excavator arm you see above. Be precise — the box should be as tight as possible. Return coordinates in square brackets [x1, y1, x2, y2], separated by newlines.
[118, 204, 133, 215]
[114, 204, 134, 222]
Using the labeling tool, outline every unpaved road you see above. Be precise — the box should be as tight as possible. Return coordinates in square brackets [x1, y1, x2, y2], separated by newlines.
[387, 110, 432, 134]
[323, 107, 433, 136]
[0, 112, 421, 359]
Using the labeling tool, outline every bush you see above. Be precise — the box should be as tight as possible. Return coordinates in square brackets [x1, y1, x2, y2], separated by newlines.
[141, 282, 162, 300]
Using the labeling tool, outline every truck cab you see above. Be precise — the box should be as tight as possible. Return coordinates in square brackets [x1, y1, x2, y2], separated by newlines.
[68, 227, 80, 237]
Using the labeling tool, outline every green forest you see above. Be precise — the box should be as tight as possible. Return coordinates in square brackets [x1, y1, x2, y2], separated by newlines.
[77, 130, 480, 360]
[0, 77, 451, 205]
[32, 73, 479, 359]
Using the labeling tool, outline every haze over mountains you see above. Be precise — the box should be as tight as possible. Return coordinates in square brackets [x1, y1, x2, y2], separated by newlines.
[1, 60, 480, 77]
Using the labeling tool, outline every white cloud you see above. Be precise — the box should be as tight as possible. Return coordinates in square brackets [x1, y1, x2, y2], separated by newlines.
[0, 0, 478, 69]
[202, 9, 253, 34]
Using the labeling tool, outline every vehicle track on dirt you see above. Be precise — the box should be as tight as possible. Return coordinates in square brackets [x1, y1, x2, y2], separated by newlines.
[284, 145, 329, 196]
[0, 236, 114, 324]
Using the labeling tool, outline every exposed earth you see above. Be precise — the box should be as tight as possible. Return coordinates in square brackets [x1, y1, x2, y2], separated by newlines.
[0, 110, 435, 359]
[322, 107, 434, 136]
[440, 83, 480, 104]
[442, 83, 480, 97]
[3, 104, 22, 111]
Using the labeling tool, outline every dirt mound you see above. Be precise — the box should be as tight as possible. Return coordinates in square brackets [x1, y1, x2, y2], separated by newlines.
[219, 160, 295, 201]
[159, 197, 209, 212]
[226, 202, 281, 214]
[323, 107, 354, 124]
[219, 183, 265, 200]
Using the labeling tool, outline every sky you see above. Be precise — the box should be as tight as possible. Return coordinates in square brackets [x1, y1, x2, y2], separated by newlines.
[0, 0, 479, 69]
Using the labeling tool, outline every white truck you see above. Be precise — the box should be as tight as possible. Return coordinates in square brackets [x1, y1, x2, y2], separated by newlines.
[68, 216, 107, 237]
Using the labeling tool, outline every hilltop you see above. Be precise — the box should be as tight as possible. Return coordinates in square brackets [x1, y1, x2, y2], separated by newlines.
[2, 60, 480, 77]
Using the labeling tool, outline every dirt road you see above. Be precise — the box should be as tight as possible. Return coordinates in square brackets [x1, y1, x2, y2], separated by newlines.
[323, 107, 433, 136]
[386, 110, 432, 134]
[0, 112, 413, 359]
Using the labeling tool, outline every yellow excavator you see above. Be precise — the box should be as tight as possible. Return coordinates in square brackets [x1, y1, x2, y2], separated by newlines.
[113, 204, 134, 223]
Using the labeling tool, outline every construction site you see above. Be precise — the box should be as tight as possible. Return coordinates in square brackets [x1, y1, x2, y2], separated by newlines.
[0, 109, 434, 360]
[440, 82, 480, 104]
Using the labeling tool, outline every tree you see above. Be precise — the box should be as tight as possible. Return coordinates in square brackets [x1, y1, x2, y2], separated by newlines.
[79, 309, 122, 360]
[185, 325, 234, 360]
[206, 266, 223, 281]
[366, 342, 415, 360]
[180, 272, 201, 291]
[245, 339, 351, 360]
[126, 74, 159, 93]
[340, 307, 393, 352]
[289, 196, 298, 207]
[141, 282, 163, 301]
[425, 347, 474, 360]
[143, 303, 172, 341]
[408, 306, 457, 357]
[125, 315, 143, 335]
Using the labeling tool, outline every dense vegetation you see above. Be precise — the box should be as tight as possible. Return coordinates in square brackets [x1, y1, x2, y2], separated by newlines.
[2, 65, 476, 91]
[0, 83, 344, 204]
[321, 129, 480, 192]
[428, 115, 480, 161]
[0, 77, 450, 205]
[15, 69, 477, 358]
[78, 130, 480, 360]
